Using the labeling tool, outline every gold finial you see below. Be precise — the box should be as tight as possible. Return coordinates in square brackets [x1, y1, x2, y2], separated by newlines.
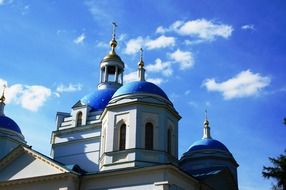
[110, 22, 118, 53]
[138, 48, 144, 67]
[203, 109, 211, 139]
[204, 109, 209, 126]
[0, 84, 6, 103]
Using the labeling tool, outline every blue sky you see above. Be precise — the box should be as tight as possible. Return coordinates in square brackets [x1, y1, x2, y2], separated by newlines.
[1, 0, 286, 189]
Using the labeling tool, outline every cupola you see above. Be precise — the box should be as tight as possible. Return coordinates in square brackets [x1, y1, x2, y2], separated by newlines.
[0, 86, 26, 159]
[98, 22, 125, 90]
[179, 113, 239, 190]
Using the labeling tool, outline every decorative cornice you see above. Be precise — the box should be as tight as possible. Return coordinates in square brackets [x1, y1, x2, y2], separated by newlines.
[0, 173, 78, 187]
[100, 94, 181, 121]
[0, 146, 70, 174]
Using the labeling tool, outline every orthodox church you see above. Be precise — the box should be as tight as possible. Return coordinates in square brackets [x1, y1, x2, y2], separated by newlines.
[0, 26, 239, 190]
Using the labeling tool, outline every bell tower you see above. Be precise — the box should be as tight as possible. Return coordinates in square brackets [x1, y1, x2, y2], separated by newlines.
[51, 23, 125, 173]
[98, 22, 124, 90]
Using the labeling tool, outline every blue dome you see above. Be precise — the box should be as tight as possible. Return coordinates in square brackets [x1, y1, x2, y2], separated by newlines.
[81, 88, 117, 111]
[112, 81, 169, 100]
[0, 116, 22, 134]
[185, 138, 229, 154]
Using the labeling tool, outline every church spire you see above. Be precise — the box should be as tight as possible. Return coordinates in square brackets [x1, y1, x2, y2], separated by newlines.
[138, 48, 145, 81]
[109, 22, 118, 55]
[202, 110, 211, 139]
[0, 85, 6, 116]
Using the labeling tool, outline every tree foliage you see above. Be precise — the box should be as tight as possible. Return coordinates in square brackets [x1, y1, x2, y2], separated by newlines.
[262, 150, 286, 190]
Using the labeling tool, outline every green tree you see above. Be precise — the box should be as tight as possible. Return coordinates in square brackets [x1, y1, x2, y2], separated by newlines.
[262, 150, 286, 190]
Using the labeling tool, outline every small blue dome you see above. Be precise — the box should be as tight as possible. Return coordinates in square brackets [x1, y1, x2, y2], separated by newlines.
[112, 81, 169, 100]
[184, 138, 229, 155]
[0, 116, 22, 134]
[81, 88, 117, 111]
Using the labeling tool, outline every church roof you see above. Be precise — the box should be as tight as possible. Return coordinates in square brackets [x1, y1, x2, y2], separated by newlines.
[186, 138, 230, 153]
[80, 88, 117, 111]
[0, 115, 22, 134]
[112, 81, 169, 100]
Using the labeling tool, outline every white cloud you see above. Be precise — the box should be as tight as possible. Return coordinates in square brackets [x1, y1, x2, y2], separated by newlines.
[184, 90, 191, 95]
[124, 35, 175, 55]
[73, 33, 86, 44]
[241, 24, 255, 31]
[124, 71, 138, 83]
[146, 77, 164, 85]
[0, 79, 51, 112]
[145, 58, 173, 77]
[20, 86, 51, 112]
[124, 36, 145, 54]
[169, 49, 194, 70]
[157, 19, 233, 41]
[203, 70, 271, 100]
[56, 83, 82, 93]
[156, 20, 184, 34]
[184, 39, 204, 45]
[84, 1, 112, 23]
[118, 33, 127, 42]
[145, 35, 175, 49]
[155, 26, 165, 34]
[96, 41, 109, 48]
[123, 71, 164, 86]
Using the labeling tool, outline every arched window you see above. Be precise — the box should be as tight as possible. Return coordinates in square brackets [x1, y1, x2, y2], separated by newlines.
[145, 122, 154, 150]
[167, 129, 172, 154]
[76, 112, 82, 126]
[119, 124, 126, 150]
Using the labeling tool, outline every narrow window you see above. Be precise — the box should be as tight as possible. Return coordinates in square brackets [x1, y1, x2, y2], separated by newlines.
[119, 124, 126, 150]
[145, 122, 154, 150]
[167, 129, 172, 154]
[76, 112, 83, 126]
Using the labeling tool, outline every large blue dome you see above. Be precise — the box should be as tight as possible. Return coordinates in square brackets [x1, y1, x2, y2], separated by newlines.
[0, 115, 22, 134]
[184, 138, 230, 155]
[81, 88, 117, 111]
[112, 81, 169, 100]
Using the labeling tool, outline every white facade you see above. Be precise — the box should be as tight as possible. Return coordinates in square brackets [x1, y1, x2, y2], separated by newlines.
[0, 29, 238, 190]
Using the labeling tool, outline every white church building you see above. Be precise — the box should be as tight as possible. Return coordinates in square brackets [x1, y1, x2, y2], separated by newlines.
[0, 27, 239, 190]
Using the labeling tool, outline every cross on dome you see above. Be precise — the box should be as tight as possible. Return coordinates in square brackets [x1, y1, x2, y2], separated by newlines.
[0, 84, 6, 116]
[0, 84, 6, 103]
[137, 48, 145, 81]
[110, 22, 118, 53]
[203, 110, 211, 139]
[138, 48, 144, 68]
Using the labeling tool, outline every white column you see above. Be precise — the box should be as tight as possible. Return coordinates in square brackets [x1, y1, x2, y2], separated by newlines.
[115, 66, 119, 82]
[121, 72, 123, 84]
[104, 66, 108, 82]
[138, 68, 145, 81]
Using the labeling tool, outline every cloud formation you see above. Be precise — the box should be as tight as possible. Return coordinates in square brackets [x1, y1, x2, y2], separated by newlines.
[145, 58, 173, 77]
[0, 79, 51, 112]
[157, 19, 233, 41]
[169, 49, 194, 69]
[124, 35, 175, 54]
[124, 71, 138, 83]
[56, 83, 82, 93]
[241, 24, 255, 31]
[123, 71, 164, 85]
[147, 77, 164, 85]
[203, 70, 271, 99]
[73, 33, 86, 44]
